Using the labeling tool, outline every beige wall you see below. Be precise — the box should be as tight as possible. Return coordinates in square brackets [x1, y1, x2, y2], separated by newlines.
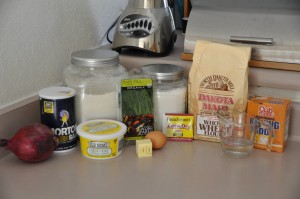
[0, 0, 127, 111]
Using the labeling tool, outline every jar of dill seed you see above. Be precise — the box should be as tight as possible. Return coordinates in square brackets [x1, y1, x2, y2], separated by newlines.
[141, 64, 187, 131]
[64, 49, 128, 123]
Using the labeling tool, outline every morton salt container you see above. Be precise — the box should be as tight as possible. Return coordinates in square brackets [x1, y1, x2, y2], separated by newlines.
[64, 49, 127, 123]
[141, 64, 187, 131]
[39, 86, 77, 153]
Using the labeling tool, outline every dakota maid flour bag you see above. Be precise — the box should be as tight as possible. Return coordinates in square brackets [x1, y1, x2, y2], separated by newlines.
[188, 40, 251, 142]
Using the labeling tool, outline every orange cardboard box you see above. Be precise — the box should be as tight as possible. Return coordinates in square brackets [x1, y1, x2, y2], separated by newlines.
[247, 96, 291, 152]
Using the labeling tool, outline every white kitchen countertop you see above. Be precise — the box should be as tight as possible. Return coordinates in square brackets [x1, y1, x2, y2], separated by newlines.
[0, 139, 299, 199]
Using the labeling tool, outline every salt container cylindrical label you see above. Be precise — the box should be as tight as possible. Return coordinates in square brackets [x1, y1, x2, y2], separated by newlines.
[39, 87, 77, 152]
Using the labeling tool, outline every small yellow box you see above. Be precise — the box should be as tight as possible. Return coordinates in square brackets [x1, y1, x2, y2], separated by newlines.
[136, 139, 152, 158]
[163, 114, 194, 141]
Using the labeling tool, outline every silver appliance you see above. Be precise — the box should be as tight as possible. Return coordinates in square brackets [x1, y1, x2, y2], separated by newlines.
[184, 0, 300, 64]
[112, 0, 177, 56]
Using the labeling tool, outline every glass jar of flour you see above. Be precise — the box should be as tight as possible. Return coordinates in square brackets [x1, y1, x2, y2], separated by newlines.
[64, 49, 127, 123]
[141, 64, 187, 131]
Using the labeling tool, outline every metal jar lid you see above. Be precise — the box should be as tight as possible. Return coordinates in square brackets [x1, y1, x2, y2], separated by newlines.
[141, 64, 184, 81]
[71, 49, 119, 67]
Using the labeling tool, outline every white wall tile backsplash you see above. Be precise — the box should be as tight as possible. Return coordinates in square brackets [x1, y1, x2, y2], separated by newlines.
[0, 0, 128, 111]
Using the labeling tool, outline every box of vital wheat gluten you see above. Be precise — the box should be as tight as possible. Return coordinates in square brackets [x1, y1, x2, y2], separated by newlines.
[247, 96, 291, 152]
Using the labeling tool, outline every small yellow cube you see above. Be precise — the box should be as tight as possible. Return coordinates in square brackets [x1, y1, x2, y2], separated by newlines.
[136, 139, 152, 158]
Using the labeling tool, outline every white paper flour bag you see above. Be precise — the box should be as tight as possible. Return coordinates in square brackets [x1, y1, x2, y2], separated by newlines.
[188, 40, 251, 142]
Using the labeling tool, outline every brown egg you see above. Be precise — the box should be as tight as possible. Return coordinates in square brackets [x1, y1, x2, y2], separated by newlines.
[145, 131, 167, 150]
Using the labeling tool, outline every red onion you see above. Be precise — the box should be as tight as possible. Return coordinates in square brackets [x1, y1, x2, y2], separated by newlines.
[0, 123, 58, 163]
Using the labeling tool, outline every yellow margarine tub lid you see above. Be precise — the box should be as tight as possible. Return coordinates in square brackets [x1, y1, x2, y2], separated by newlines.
[76, 119, 127, 140]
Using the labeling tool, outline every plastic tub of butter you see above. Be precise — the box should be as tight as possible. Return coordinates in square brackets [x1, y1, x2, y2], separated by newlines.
[76, 119, 127, 159]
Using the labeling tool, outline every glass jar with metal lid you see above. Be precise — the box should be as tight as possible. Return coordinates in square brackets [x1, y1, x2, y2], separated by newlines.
[141, 64, 187, 131]
[64, 49, 127, 123]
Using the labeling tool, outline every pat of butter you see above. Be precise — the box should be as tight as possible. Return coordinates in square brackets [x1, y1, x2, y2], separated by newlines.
[136, 139, 152, 158]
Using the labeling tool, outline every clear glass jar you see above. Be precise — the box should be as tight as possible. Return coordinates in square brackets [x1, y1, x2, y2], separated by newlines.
[64, 49, 127, 123]
[141, 64, 187, 131]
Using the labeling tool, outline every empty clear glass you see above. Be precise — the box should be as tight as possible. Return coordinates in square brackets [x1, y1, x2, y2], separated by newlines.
[217, 110, 273, 158]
